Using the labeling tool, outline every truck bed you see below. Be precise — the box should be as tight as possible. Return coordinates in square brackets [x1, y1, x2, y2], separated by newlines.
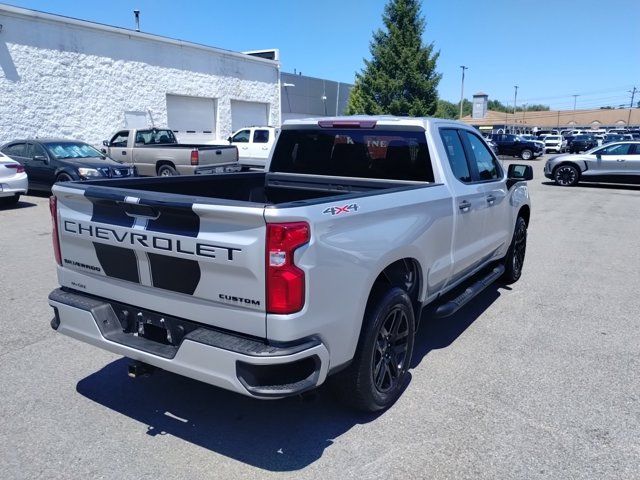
[81, 172, 429, 207]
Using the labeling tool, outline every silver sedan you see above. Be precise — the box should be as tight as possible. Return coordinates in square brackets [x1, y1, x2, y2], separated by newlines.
[544, 141, 640, 186]
[0, 152, 28, 206]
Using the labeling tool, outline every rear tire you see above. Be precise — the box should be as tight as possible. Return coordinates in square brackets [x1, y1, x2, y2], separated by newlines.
[520, 149, 533, 160]
[7, 194, 20, 206]
[502, 216, 527, 284]
[331, 287, 415, 412]
[158, 165, 178, 177]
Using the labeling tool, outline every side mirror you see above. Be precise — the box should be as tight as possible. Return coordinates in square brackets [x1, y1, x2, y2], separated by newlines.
[227, 136, 233, 143]
[102, 140, 109, 147]
[507, 164, 533, 188]
[596, 153, 602, 159]
[33, 155, 48, 164]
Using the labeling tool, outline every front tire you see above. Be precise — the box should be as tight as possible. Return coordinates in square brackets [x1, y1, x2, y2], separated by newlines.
[503, 216, 527, 284]
[331, 287, 415, 412]
[520, 149, 533, 160]
[554, 164, 580, 186]
[56, 173, 73, 183]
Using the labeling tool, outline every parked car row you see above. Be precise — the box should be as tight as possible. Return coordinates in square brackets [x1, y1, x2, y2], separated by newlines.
[545, 141, 640, 186]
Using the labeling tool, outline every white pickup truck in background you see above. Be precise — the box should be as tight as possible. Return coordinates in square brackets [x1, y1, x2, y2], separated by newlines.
[49, 116, 532, 411]
[228, 126, 277, 169]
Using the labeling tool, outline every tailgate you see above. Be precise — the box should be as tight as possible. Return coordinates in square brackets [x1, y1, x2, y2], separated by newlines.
[198, 146, 238, 166]
[53, 184, 267, 337]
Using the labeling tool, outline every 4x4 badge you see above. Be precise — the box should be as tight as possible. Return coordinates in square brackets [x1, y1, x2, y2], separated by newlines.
[322, 203, 359, 216]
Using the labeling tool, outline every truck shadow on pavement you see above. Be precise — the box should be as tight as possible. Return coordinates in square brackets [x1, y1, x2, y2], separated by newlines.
[76, 359, 382, 471]
[411, 284, 504, 368]
[75, 285, 503, 471]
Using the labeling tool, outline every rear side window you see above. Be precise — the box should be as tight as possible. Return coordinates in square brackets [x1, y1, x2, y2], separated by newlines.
[2, 143, 27, 157]
[270, 128, 434, 181]
[440, 129, 471, 183]
[462, 132, 501, 181]
[253, 130, 270, 143]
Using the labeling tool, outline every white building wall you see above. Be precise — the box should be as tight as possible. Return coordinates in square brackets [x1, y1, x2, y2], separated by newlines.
[0, 6, 280, 146]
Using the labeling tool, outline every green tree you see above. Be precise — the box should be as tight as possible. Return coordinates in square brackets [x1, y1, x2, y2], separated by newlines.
[346, 0, 441, 116]
[434, 99, 472, 119]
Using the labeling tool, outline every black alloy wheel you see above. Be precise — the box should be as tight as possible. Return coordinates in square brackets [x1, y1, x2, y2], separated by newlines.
[330, 287, 415, 412]
[372, 306, 411, 394]
[503, 216, 527, 284]
[554, 165, 579, 186]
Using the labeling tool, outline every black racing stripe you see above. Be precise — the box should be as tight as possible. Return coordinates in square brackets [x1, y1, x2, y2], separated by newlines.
[93, 242, 140, 283]
[147, 253, 201, 295]
[146, 207, 200, 238]
[85, 190, 135, 228]
[90, 200, 135, 227]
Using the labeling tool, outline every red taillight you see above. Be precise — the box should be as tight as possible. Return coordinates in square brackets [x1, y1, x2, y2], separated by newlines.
[190, 150, 199, 165]
[5, 163, 25, 173]
[266, 222, 310, 314]
[49, 196, 62, 266]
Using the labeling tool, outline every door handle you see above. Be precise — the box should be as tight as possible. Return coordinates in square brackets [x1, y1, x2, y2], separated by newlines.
[616, 159, 625, 162]
[262, 147, 269, 150]
[486, 195, 496, 204]
[459, 200, 471, 212]
[121, 151, 127, 155]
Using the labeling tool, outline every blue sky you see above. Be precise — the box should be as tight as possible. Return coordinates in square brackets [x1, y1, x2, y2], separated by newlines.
[5, 0, 640, 109]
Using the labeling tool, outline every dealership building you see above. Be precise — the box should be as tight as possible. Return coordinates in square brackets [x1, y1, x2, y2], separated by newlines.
[0, 4, 287, 146]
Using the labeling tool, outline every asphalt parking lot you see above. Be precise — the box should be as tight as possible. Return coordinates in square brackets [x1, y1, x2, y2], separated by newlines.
[1, 157, 639, 480]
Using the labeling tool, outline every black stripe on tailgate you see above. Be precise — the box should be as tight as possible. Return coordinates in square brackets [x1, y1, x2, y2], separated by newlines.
[93, 242, 140, 283]
[147, 253, 201, 295]
[146, 203, 201, 295]
[85, 190, 139, 283]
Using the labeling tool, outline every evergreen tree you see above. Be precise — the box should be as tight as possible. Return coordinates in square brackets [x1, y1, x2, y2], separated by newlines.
[347, 0, 441, 116]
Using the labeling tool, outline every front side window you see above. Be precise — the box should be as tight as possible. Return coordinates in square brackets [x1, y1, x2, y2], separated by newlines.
[110, 131, 129, 147]
[463, 131, 501, 181]
[253, 129, 270, 143]
[598, 143, 632, 155]
[440, 129, 471, 183]
[29, 143, 47, 158]
[232, 130, 251, 143]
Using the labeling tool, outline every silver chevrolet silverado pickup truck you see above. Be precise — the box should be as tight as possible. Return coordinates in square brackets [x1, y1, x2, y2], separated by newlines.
[102, 128, 239, 177]
[49, 117, 532, 411]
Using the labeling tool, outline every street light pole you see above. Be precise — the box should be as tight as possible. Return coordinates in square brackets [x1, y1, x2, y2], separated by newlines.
[572, 94, 579, 125]
[628, 87, 637, 126]
[459, 66, 468, 119]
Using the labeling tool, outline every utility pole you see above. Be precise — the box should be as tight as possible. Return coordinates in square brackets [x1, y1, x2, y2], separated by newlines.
[572, 94, 579, 125]
[628, 87, 637, 126]
[513, 86, 518, 130]
[459, 66, 468, 119]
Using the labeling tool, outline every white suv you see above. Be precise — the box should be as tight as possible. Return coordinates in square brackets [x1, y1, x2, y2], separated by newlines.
[543, 135, 566, 153]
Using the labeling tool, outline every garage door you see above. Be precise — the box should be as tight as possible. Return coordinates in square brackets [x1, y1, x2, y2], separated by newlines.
[166, 94, 217, 144]
[231, 101, 269, 132]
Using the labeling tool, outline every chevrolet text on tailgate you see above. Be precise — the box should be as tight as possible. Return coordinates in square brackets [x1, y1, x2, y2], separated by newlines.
[49, 117, 532, 411]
